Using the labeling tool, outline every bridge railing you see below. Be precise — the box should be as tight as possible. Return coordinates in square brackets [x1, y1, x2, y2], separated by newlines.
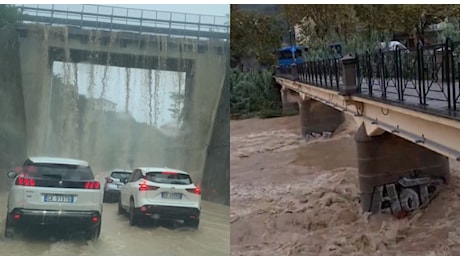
[275, 38, 460, 119]
[17, 4, 230, 41]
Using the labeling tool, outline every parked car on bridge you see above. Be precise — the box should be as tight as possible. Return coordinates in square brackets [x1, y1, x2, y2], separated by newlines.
[103, 169, 132, 202]
[118, 167, 201, 229]
[4, 157, 103, 240]
[379, 41, 409, 53]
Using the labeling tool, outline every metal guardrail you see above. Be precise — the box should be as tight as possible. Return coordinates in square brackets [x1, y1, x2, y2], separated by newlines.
[275, 38, 460, 120]
[17, 4, 230, 41]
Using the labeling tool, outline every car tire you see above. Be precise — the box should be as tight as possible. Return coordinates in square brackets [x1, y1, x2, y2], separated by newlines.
[185, 218, 199, 229]
[129, 199, 138, 226]
[84, 222, 101, 241]
[103, 193, 108, 203]
[117, 197, 125, 215]
[4, 216, 16, 239]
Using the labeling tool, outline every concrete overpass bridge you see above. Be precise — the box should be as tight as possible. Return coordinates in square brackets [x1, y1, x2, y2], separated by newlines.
[0, 4, 229, 204]
[274, 39, 460, 215]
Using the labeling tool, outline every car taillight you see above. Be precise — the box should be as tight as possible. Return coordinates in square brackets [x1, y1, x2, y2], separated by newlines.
[186, 186, 201, 195]
[85, 181, 100, 189]
[139, 181, 159, 191]
[162, 171, 177, 175]
[105, 177, 113, 183]
[16, 177, 35, 186]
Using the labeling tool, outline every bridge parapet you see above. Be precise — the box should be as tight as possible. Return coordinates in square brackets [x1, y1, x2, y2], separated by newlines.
[17, 4, 229, 41]
[275, 38, 460, 121]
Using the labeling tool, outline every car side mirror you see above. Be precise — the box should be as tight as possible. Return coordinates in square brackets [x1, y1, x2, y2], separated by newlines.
[7, 171, 17, 178]
[120, 177, 128, 184]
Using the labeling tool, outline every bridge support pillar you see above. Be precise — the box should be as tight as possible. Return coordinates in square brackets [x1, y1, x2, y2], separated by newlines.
[355, 124, 450, 216]
[280, 87, 298, 115]
[298, 98, 345, 138]
[18, 30, 53, 156]
[184, 46, 227, 176]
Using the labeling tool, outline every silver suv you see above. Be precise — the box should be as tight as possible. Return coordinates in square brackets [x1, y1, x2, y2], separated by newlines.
[4, 157, 103, 240]
[103, 169, 132, 202]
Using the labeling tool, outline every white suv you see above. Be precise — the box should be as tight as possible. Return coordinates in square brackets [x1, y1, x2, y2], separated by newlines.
[4, 157, 103, 240]
[118, 167, 201, 228]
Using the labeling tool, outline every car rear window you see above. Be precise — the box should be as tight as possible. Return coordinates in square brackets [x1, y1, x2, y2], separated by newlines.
[145, 171, 192, 185]
[111, 171, 131, 179]
[18, 163, 94, 181]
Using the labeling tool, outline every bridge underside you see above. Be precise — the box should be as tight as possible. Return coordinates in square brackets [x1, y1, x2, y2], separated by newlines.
[48, 48, 194, 72]
[276, 76, 460, 215]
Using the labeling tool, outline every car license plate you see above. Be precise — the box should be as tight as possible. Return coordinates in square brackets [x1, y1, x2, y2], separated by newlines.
[44, 194, 74, 203]
[161, 192, 182, 200]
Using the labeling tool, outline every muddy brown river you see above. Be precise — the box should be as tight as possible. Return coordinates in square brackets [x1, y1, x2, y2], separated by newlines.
[230, 115, 460, 256]
[0, 191, 229, 255]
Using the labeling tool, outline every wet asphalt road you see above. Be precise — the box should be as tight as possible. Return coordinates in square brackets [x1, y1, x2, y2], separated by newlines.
[0, 192, 230, 256]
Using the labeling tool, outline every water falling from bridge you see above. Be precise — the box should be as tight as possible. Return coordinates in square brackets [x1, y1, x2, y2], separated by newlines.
[39, 27, 201, 175]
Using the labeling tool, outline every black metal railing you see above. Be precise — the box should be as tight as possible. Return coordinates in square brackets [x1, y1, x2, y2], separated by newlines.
[275, 38, 460, 119]
[17, 4, 230, 41]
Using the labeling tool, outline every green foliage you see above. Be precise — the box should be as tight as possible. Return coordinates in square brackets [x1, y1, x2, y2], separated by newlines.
[231, 6, 284, 68]
[0, 5, 21, 28]
[287, 4, 460, 52]
[344, 30, 392, 55]
[437, 21, 460, 42]
[230, 70, 282, 118]
[286, 5, 359, 43]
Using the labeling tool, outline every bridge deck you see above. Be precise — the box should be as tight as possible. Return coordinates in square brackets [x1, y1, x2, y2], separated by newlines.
[276, 76, 460, 161]
[278, 73, 460, 121]
[358, 80, 460, 120]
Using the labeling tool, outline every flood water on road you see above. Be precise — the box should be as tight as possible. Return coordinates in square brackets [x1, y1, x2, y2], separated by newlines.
[0, 192, 229, 256]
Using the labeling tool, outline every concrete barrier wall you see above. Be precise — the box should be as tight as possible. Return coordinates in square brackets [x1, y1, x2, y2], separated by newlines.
[0, 26, 28, 192]
[201, 62, 230, 205]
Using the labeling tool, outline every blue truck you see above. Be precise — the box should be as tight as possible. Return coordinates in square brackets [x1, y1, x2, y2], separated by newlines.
[275, 46, 307, 66]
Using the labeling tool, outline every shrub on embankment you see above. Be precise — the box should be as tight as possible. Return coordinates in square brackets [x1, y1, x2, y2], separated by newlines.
[230, 69, 283, 119]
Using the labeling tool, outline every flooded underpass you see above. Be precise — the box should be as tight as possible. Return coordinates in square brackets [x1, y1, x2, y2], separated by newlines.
[0, 191, 229, 255]
[0, 5, 230, 256]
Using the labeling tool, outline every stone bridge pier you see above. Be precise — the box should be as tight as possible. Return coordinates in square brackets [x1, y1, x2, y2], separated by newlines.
[280, 86, 298, 115]
[280, 85, 345, 138]
[355, 124, 450, 215]
[337, 54, 452, 216]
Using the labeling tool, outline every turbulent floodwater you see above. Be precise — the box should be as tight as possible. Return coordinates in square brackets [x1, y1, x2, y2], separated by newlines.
[0, 193, 229, 256]
[230, 115, 460, 256]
